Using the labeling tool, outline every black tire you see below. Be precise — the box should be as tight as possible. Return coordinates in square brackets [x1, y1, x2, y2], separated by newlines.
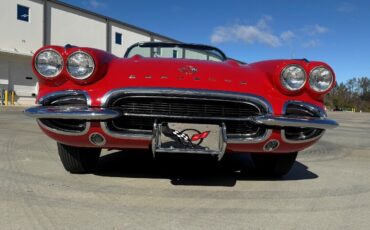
[57, 143, 101, 174]
[251, 152, 298, 177]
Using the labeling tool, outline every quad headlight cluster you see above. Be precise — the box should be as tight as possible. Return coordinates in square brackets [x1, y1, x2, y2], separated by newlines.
[34, 49, 95, 80]
[280, 64, 333, 93]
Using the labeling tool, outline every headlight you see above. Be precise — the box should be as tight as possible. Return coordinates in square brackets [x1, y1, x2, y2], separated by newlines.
[280, 65, 307, 91]
[309, 67, 334, 92]
[67, 51, 95, 80]
[35, 49, 63, 78]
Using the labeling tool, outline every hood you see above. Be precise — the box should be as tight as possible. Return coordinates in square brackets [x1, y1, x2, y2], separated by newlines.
[103, 56, 274, 96]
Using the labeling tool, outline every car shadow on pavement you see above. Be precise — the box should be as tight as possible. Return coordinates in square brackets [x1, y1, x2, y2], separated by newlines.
[95, 150, 318, 187]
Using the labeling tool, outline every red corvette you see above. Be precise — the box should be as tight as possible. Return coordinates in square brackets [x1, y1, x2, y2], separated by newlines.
[25, 42, 338, 176]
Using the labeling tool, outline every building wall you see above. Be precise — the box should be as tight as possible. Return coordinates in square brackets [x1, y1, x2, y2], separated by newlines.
[48, 2, 107, 49]
[0, 0, 43, 54]
[0, 53, 37, 96]
[111, 22, 151, 57]
[0, 54, 10, 89]
[0, 0, 177, 103]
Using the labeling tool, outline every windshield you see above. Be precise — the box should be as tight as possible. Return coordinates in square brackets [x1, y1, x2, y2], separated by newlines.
[124, 42, 227, 62]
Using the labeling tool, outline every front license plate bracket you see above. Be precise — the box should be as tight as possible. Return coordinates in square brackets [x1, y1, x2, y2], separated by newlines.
[152, 122, 227, 161]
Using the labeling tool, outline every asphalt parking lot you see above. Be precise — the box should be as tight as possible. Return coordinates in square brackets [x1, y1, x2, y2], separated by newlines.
[0, 108, 369, 229]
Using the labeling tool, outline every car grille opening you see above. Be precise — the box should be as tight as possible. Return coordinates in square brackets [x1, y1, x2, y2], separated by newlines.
[283, 103, 324, 141]
[112, 97, 262, 118]
[40, 94, 88, 133]
[285, 103, 319, 117]
[40, 118, 86, 133]
[42, 94, 87, 107]
[48, 95, 87, 106]
[105, 95, 267, 139]
[107, 116, 263, 136]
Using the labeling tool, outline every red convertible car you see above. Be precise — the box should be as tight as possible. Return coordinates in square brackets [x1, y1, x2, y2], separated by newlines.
[25, 42, 338, 176]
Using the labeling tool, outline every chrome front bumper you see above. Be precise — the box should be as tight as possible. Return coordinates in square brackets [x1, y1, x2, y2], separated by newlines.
[254, 115, 338, 129]
[24, 105, 338, 129]
[24, 106, 120, 120]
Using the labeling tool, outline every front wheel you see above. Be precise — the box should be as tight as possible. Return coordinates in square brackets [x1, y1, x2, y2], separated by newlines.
[251, 152, 297, 177]
[57, 143, 101, 174]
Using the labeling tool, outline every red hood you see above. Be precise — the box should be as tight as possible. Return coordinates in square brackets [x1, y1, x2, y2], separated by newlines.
[103, 57, 273, 95]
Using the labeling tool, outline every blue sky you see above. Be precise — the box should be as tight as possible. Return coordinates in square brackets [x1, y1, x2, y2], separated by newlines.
[61, 0, 370, 83]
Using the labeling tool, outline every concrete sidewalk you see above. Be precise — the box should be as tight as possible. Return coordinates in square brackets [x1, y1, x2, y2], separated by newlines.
[0, 105, 29, 112]
[0, 110, 369, 229]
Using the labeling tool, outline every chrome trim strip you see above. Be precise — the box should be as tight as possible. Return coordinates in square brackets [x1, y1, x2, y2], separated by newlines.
[151, 121, 159, 157]
[218, 123, 228, 160]
[37, 119, 91, 136]
[101, 87, 273, 114]
[116, 113, 259, 122]
[100, 121, 152, 140]
[281, 129, 325, 144]
[282, 100, 327, 117]
[254, 115, 339, 129]
[227, 129, 272, 144]
[38, 90, 92, 106]
[25, 106, 121, 120]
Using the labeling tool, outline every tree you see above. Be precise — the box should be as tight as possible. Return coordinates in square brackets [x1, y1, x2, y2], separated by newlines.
[324, 77, 370, 112]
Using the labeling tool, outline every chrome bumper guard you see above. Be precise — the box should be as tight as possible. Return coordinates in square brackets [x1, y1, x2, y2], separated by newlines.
[25, 106, 338, 129]
[254, 115, 338, 129]
[24, 106, 120, 120]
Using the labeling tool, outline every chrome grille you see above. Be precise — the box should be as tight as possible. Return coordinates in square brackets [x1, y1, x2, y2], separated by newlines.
[112, 97, 261, 118]
[104, 90, 268, 138]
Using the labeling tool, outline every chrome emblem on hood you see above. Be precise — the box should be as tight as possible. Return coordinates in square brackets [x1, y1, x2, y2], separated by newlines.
[178, 65, 198, 75]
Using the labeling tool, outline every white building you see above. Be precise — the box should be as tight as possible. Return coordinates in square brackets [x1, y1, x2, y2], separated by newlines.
[0, 0, 178, 104]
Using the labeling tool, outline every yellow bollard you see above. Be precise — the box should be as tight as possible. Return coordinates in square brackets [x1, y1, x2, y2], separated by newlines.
[11, 91, 15, 105]
[4, 90, 8, 106]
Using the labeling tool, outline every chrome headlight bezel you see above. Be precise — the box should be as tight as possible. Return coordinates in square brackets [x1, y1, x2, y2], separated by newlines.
[34, 49, 64, 78]
[309, 66, 334, 92]
[66, 51, 95, 80]
[280, 65, 307, 91]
